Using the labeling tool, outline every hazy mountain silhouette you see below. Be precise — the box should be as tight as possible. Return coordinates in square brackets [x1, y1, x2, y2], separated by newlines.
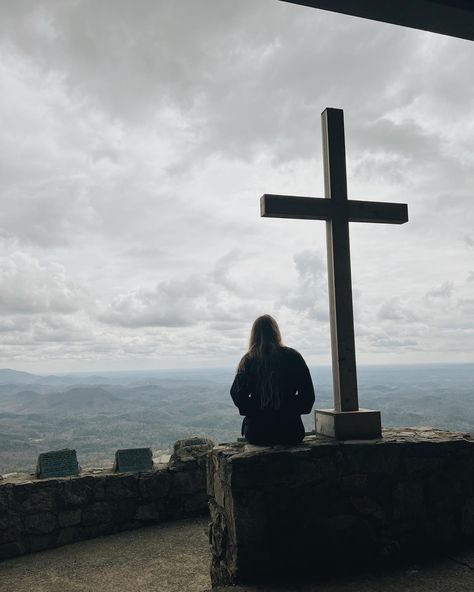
[11, 387, 133, 414]
[0, 369, 41, 384]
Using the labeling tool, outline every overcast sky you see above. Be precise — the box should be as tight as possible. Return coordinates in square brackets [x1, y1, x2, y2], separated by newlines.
[0, 0, 473, 373]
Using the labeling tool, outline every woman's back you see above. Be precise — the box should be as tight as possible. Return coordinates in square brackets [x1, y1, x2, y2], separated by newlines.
[231, 344, 315, 445]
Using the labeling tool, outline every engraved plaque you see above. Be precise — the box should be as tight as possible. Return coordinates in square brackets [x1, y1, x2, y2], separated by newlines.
[36, 449, 80, 479]
[114, 448, 153, 473]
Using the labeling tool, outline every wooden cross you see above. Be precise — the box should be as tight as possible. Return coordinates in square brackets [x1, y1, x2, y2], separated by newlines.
[261, 108, 408, 435]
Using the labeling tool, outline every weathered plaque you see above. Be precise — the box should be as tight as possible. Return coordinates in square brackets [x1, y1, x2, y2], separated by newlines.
[36, 449, 80, 479]
[114, 447, 153, 473]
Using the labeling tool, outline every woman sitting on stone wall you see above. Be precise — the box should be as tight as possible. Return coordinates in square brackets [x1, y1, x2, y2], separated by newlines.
[230, 314, 315, 446]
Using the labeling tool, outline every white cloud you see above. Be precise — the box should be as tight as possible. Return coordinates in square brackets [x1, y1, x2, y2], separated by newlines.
[425, 280, 454, 300]
[377, 297, 419, 322]
[0, 0, 472, 371]
[98, 276, 207, 328]
[0, 252, 86, 315]
[1, 176, 97, 247]
[279, 249, 328, 322]
[97, 249, 266, 329]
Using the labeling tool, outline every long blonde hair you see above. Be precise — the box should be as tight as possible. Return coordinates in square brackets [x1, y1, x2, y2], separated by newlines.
[238, 314, 283, 410]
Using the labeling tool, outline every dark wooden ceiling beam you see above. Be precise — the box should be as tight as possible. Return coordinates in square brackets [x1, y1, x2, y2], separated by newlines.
[280, 0, 474, 41]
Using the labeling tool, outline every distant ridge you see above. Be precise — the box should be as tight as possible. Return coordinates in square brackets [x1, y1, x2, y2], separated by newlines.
[0, 369, 41, 384]
[0, 369, 111, 386]
[14, 387, 127, 414]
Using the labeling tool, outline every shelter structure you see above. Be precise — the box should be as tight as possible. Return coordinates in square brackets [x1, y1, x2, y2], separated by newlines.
[280, 0, 474, 42]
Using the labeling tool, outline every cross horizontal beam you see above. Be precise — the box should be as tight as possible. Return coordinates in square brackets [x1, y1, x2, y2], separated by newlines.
[261, 194, 408, 224]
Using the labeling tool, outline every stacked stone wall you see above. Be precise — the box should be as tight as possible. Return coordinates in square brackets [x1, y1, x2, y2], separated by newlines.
[0, 437, 213, 560]
[208, 428, 474, 586]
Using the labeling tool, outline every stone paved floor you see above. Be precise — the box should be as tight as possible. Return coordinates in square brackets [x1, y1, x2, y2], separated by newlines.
[0, 517, 211, 592]
[2, 517, 474, 592]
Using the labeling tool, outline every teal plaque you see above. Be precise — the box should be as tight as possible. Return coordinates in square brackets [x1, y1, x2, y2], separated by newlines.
[36, 449, 79, 479]
[114, 448, 153, 473]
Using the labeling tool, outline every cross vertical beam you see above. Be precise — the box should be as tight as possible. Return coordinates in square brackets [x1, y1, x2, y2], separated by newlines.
[322, 108, 358, 412]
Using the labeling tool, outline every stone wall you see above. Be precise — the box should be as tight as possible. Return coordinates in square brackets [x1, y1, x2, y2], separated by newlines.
[0, 437, 213, 560]
[208, 428, 474, 586]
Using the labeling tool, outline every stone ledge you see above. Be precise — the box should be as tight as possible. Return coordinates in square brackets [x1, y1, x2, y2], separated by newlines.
[0, 438, 214, 561]
[208, 427, 474, 586]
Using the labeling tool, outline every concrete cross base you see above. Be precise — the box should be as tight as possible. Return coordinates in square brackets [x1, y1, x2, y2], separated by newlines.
[315, 408, 382, 440]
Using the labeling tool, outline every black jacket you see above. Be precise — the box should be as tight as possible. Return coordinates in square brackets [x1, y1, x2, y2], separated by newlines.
[230, 346, 315, 444]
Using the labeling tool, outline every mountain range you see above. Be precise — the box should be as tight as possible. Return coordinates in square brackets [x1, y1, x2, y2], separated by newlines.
[0, 363, 473, 474]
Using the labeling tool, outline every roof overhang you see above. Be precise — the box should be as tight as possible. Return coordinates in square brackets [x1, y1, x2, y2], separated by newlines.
[279, 1, 474, 41]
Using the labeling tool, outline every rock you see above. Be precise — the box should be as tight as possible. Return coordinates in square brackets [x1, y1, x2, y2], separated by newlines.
[0, 529, 15, 545]
[105, 474, 138, 499]
[153, 453, 171, 465]
[0, 510, 21, 543]
[169, 437, 214, 471]
[56, 526, 79, 547]
[139, 469, 170, 500]
[62, 477, 94, 507]
[462, 497, 474, 536]
[0, 513, 9, 531]
[183, 491, 209, 514]
[79, 522, 117, 541]
[58, 509, 82, 528]
[24, 512, 57, 535]
[0, 485, 11, 511]
[350, 495, 384, 519]
[19, 482, 57, 513]
[171, 469, 205, 496]
[82, 501, 114, 526]
[136, 502, 161, 522]
[29, 534, 55, 553]
[0, 541, 24, 560]
[393, 480, 425, 522]
[114, 499, 137, 523]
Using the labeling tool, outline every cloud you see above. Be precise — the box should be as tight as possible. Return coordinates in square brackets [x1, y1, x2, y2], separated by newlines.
[352, 118, 444, 185]
[368, 335, 419, 350]
[0, 0, 448, 166]
[0, 176, 97, 247]
[0, 1, 472, 370]
[279, 249, 329, 322]
[377, 297, 419, 322]
[97, 249, 262, 329]
[98, 276, 206, 328]
[425, 280, 453, 300]
[0, 252, 86, 315]
[212, 248, 254, 294]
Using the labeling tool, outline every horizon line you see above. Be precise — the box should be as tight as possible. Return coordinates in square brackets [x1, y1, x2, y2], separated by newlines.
[0, 360, 473, 377]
